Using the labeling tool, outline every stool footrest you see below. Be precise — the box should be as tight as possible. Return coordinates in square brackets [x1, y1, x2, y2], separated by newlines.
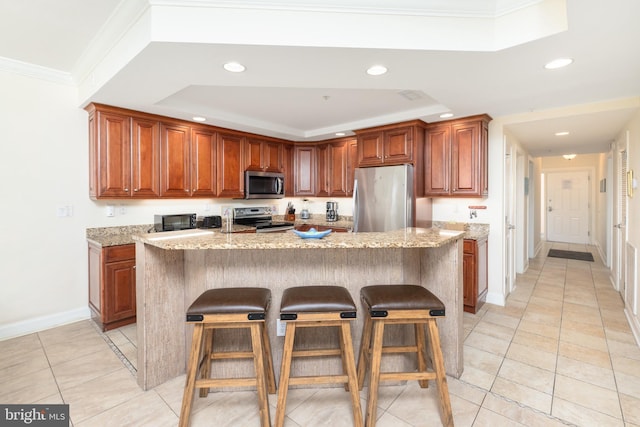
[208, 350, 254, 360]
[289, 375, 349, 386]
[195, 377, 257, 389]
[380, 372, 437, 382]
[292, 348, 343, 358]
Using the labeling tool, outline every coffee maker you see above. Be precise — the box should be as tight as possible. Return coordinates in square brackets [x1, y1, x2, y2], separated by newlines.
[326, 201, 338, 222]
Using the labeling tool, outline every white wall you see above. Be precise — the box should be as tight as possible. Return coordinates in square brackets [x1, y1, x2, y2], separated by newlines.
[0, 69, 359, 339]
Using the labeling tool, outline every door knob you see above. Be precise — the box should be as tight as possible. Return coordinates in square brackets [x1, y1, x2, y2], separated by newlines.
[548, 206, 553, 212]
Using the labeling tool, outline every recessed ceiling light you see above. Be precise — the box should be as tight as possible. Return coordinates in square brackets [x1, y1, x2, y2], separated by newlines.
[563, 154, 577, 160]
[440, 113, 454, 119]
[335, 132, 346, 136]
[193, 116, 206, 122]
[223, 62, 246, 73]
[366, 65, 387, 76]
[555, 131, 570, 136]
[544, 58, 573, 70]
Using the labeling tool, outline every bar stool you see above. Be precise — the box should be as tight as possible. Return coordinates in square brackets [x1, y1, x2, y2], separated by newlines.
[179, 287, 276, 427]
[356, 285, 453, 427]
[275, 286, 363, 427]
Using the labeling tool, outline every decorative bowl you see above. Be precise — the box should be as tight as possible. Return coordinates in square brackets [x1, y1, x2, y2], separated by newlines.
[291, 228, 332, 239]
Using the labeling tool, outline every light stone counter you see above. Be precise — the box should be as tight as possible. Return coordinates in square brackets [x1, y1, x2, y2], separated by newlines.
[133, 227, 465, 390]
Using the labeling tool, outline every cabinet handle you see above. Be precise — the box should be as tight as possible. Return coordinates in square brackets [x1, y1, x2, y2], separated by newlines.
[185, 189, 189, 192]
[124, 188, 129, 192]
[133, 265, 136, 269]
[133, 188, 138, 192]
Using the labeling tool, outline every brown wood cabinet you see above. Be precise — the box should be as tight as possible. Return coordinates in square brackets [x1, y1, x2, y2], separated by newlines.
[295, 224, 349, 232]
[216, 132, 245, 198]
[283, 143, 295, 196]
[293, 145, 316, 196]
[87, 105, 161, 199]
[88, 243, 136, 331]
[424, 115, 491, 197]
[356, 124, 418, 167]
[245, 138, 283, 172]
[190, 126, 217, 197]
[463, 238, 488, 314]
[160, 122, 191, 197]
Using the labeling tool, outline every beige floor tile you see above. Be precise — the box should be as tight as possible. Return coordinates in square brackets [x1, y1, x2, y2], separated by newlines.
[0, 333, 42, 364]
[490, 377, 551, 414]
[512, 329, 558, 354]
[560, 328, 609, 352]
[556, 355, 617, 390]
[459, 366, 495, 391]
[496, 358, 555, 394]
[472, 407, 527, 426]
[620, 393, 640, 425]
[0, 367, 59, 404]
[76, 390, 178, 427]
[561, 317, 606, 337]
[611, 354, 640, 378]
[554, 374, 622, 419]
[464, 331, 511, 356]
[472, 320, 516, 342]
[188, 390, 266, 427]
[374, 411, 412, 427]
[38, 321, 98, 347]
[481, 394, 567, 427]
[558, 341, 611, 369]
[615, 370, 640, 397]
[286, 387, 364, 427]
[42, 333, 111, 367]
[517, 319, 560, 340]
[51, 345, 125, 390]
[552, 397, 624, 427]
[505, 342, 557, 372]
[463, 345, 504, 376]
[447, 377, 486, 406]
[0, 346, 50, 382]
[358, 384, 405, 412]
[479, 311, 521, 330]
[62, 367, 144, 424]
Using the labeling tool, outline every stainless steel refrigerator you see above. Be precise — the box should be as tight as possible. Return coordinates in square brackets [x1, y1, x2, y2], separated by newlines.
[352, 164, 414, 232]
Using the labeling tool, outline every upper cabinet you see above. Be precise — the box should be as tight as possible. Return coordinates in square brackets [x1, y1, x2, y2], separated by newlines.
[87, 104, 160, 199]
[245, 138, 284, 172]
[217, 132, 245, 198]
[293, 145, 316, 196]
[424, 115, 491, 198]
[356, 123, 422, 167]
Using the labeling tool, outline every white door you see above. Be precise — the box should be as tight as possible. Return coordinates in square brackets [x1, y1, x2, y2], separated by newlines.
[546, 171, 590, 244]
[505, 140, 516, 295]
[616, 146, 628, 299]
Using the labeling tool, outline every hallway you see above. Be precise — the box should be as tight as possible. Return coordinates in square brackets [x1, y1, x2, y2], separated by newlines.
[0, 241, 639, 426]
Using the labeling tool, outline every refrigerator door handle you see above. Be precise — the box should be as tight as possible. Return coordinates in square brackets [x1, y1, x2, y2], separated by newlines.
[352, 178, 359, 232]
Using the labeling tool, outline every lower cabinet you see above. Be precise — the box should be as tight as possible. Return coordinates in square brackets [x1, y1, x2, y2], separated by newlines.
[88, 243, 136, 331]
[463, 238, 488, 314]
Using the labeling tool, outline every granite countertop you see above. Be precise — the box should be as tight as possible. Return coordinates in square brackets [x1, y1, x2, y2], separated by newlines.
[132, 227, 464, 250]
[432, 221, 490, 241]
[87, 224, 154, 247]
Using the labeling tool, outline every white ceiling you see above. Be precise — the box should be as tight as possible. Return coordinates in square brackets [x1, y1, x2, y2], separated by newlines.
[1, 0, 639, 157]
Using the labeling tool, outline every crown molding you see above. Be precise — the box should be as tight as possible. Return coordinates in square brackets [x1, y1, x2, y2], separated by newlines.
[0, 56, 74, 85]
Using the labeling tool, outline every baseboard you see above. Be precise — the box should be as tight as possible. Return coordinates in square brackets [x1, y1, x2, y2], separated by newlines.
[486, 291, 506, 307]
[595, 241, 607, 267]
[534, 241, 543, 258]
[624, 307, 640, 347]
[0, 307, 91, 341]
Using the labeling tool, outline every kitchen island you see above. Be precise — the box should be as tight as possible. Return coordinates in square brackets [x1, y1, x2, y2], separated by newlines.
[133, 227, 464, 390]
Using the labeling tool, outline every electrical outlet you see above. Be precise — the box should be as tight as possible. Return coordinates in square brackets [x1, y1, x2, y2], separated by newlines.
[276, 319, 286, 336]
[106, 205, 115, 217]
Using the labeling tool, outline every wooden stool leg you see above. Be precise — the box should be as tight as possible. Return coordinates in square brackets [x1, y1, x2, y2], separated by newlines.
[357, 314, 373, 390]
[427, 320, 453, 427]
[338, 325, 350, 391]
[365, 320, 385, 427]
[199, 327, 214, 397]
[340, 322, 364, 427]
[260, 322, 277, 394]
[414, 323, 429, 388]
[275, 322, 296, 427]
[179, 323, 204, 427]
[250, 323, 271, 427]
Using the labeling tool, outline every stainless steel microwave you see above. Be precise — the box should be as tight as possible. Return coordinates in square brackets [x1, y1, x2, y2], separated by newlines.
[154, 213, 196, 232]
[244, 171, 285, 199]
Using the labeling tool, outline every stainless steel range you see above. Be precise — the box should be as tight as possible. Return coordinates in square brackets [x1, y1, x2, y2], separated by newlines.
[233, 206, 295, 233]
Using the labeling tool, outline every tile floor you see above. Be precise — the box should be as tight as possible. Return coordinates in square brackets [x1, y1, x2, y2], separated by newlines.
[1, 241, 639, 426]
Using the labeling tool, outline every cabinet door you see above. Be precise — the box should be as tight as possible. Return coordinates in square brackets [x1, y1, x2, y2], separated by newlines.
[462, 240, 477, 311]
[316, 144, 330, 197]
[477, 238, 488, 305]
[131, 117, 160, 197]
[424, 125, 451, 196]
[346, 139, 358, 196]
[328, 141, 349, 197]
[217, 132, 244, 198]
[357, 131, 383, 166]
[451, 121, 481, 196]
[294, 145, 316, 196]
[88, 243, 102, 317]
[97, 111, 131, 197]
[384, 126, 413, 164]
[160, 122, 191, 197]
[283, 144, 295, 196]
[263, 141, 283, 172]
[104, 258, 136, 322]
[191, 127, 217, 197]
[245, 138, 264, 171]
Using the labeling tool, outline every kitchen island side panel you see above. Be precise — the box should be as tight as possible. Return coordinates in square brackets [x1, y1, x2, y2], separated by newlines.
[135, 242, 186, 390]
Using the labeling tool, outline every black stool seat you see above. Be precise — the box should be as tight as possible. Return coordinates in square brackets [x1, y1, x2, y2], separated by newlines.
[187, 287, 271, 317]
[360, 285, 445, 316]
[280, 285, 356, 315]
